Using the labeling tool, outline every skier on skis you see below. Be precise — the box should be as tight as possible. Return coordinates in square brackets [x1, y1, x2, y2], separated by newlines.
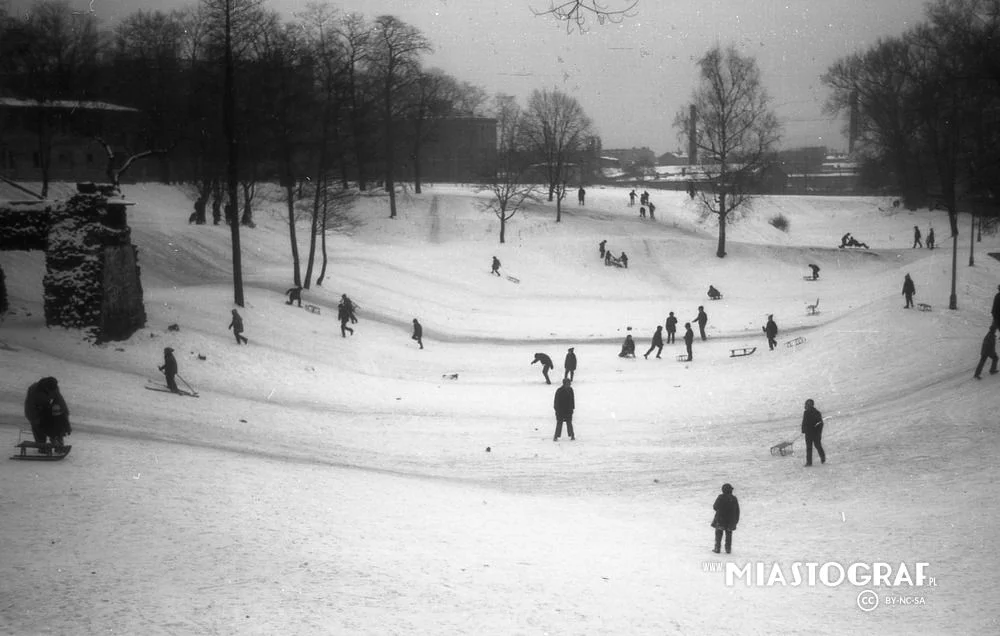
[158, 347, 180, 394]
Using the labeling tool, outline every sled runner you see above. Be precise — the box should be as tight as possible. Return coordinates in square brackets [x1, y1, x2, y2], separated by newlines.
[730, 347, 756, 357]
[802, 276, 818, 282]
[784, 336, 807, 348]
[505, 275, 520, 284]
[11, 439, 72, 461]
[917, 303, 931, 312]
[304, 304, 321, 314]
[770, 441, 794, 456]
[676, 354, 691, 362]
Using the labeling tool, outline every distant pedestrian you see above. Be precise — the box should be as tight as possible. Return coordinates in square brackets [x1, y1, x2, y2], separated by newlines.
[808, 264, 820, 280]
[644, 325, 664, 359]
[647, 201, 656, 220]
[694, 306, 708, 340]
[902, 273, 916, 308]
[620, 252, 629, 269]
[665, 312, 678, 344]
[618, 334, 636, 358]
[801, 398, 826, 466]
[629, 190, 637, 207]
[926, 228, 935, 250]
[285, 286, 303, 307]
[578, 187, 586, 206]
[641, 190, 650, 206]
[687, 181, 696, 199]
[564, 347, 577, 381]
[491, 256, 501, 276]
[228, 309, 248, 345]
[531, 352, 554, 384]
[683, 323, 694, 361]
[991, 284, 1000, 329]
[553, 379, 575, 442]
[711, 483, 740, 554]
[599, 240, 606, 259]
[604, 250, 613, 266]
[974, 327, 998, 380]
[639, 206, 646, 219]
[411, 318, 423, 349]
[158, 347, 180, 394]
[912, 225, 923, 248]
[341, 294, 358, 323]
[337, 301, 355, 337]
[763, 314, 778, 351]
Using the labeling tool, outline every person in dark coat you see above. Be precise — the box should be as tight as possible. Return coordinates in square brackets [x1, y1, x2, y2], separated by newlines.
[337, 300, 355, 337]
[564, 347, 577, 381]
[639, 205, 646, 219]
[808, 264, 820, 280]
[711, 483, 740, 554]
[839, 232, 852, 248]
[647, 201, 656, 220]
[912, 225, 923, 248]
[158, 347, 180, 394]
[618, 334, 636, 358]
[763, 315, 778, 351]
[599, 240, 606, 258]
[578, 187, 586, 206]
[628, 190, 637, 207]
[531, 352, 554, 384]
[228, 309, 248, 344]
[620, 252, 628, 269]
[24, 377, 71, 449]
[341, 294, 358, 323]
[285, 286, 303, 306]
[641, 190, 650, 206]
[902, 273, 916, 308]
[665, 312, 678, 344]
[491, 256, 501, 276]
[926, 227, 935, 249]
[604, 250, 613, 266]
[991, 284, 1000, 330]
[553, 379, 575, 441]
[644, 325, 664, 359]
[694, 306, 708, 340]
[974, 327, 998, 379]
[801, 398, 826, 466]
[707, 285, 721, 300]
[683, 323, 694, 361]
[411, 318, 423, 349]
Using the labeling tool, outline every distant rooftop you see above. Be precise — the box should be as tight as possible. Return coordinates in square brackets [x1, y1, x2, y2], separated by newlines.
[0, 98, 138, 112]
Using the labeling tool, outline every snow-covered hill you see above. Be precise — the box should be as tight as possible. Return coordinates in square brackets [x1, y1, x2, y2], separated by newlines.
[1, 183, 997, 635]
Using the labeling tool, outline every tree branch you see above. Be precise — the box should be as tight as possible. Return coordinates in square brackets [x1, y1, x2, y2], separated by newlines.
[532, 0, 639, 33]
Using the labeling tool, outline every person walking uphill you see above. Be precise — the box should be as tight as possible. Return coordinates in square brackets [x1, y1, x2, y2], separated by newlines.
[912, 225, 923, 248]
[411, 318, 423, 349]
[158, 347, 180, 394]
[532, 352, 555, 384]
[552, 379, 575, 441]
[228, 309, 248, 344]
[24, 377, 71, 449]
[902, 274, 916, 308]
[802, 398, 826, 466]
[974, 327, 998, 380]
[491, 256, 501, 276]
[644, 325, 664, 359]
[564, 347, 577, 381]
[763, 315, 779, 351]
[711, 483, 740, 554]
[337, 301, 354, 337]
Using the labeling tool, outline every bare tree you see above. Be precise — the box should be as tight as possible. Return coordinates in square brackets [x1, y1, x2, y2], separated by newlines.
[94, 137, 169, 191]
[370, 15, 431, 219]
[520, 88, 593, 222]
[480, 95, 537, 244]
[675, 45, 781, 258]
[532, 0, 639, 33]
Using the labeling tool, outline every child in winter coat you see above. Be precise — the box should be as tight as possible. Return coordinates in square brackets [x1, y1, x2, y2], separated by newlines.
[711, 483, 740, 554]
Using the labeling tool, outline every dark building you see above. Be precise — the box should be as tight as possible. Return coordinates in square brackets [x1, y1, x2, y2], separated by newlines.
[408, 117, 497, 183]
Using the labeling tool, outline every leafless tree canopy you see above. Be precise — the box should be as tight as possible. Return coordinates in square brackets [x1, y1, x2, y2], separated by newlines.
[480, 94, 538, 244]
[532, 0, 639, 33]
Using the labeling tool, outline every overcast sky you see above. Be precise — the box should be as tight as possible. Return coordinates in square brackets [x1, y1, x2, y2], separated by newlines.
[12, 0, 930, 154]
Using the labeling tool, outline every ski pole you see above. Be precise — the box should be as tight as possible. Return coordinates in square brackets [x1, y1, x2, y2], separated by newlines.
[177, 374, 197, 394]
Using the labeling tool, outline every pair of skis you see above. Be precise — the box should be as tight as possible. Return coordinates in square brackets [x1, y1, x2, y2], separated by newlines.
[146, 372, 199, 398]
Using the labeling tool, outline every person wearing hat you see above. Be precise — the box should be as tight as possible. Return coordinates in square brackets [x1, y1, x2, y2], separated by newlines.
[24, 376, 71, 449]
[763, 314, 779, 351]
[158, 347, 180, 393]
[553, 378, 575, 442]
[228, 308, 248, 345]
[801, 398, 826, 466]
[711, 483, 740, 554]
[564, 347, 577, 381]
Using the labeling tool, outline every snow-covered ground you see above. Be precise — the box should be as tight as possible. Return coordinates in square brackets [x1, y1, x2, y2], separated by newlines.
[1, 183, 998, 635]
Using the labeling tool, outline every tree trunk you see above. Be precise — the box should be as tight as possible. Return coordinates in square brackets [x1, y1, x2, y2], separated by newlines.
[499, 210, 507, 244]
[285, 182, 301, 287]
[317, 184, 329, 286]
[211, 180, 223, 225]
[303, 172, 324, 288]
[385, 81, 397, 219]
[717, 193, 728, 258]
[413, 140, 422, 195]
[240, 182, 254, 227]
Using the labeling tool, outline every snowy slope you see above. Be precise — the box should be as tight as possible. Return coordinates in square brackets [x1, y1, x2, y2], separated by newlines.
[1, 183, 998, 635]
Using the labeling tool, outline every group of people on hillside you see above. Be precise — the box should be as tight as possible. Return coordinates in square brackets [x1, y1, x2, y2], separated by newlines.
[599, 239, 628, 268]
[913, 225, 936, 249]
[628, 189, 656, 219]
[839, 232, 870, 249]
[615, 306, 709, 362]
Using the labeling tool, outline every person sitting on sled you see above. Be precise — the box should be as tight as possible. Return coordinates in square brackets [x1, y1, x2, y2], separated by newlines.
[618, 334, 636, 358]
[707, 285, 722, 300]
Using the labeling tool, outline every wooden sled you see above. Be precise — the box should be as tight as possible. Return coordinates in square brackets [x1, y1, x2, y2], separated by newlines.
[784, 336, 807, 348]
[304, 304, 321, 314]
[806, 298, 820, 315]
[675, 354, 691, 362]
[730, 347, 756, 358]
[770, 441, 794, 456]
[11, 440, 72, 461]
[802, 276, 819, 282]
[917, 303, 931, 312]
[505, 275, 520, 284]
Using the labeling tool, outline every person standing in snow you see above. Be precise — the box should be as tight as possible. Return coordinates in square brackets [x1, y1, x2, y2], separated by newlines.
[644, 325, 664, 359]
[693, 306, 709, 340]
[531, 352, 554, 384]
[974, 327, 998, 380]
[553, 378, 575, 441]
[228, 309, 248, 344]
[639, 205, 646, 219]
[683, 323, 695, 361]
[991, 284, 1000, 330]
[564, 347, 577, 381]
[665, 312, 678, 344]
[620, 252, 629, 269]
[285, 286, 303, 307]
[341, 294, 358, 323]
[902, 273, 916, 308]
[647, 201, 656, 220]
[491, 256, 501, 276]
[412, 318, 423, 349]
[578, 187, 586, 206]
[711, 483, 740, 554]
[629, 190, 637, 207]
[763, 315, 779, 351]
[808, 264, 820, 280]
[802, 398, 826, 466]
[912, 225, 923, 248]
[158, 347, 180, 394]
[926, 227, 935, 249]
[599, 240, 607, 259]
[24, 377, 71, 448]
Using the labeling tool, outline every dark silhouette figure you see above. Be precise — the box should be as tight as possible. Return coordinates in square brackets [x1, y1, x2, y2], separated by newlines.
[644, 325, 664, 359]
[763, 315, 778, 350]
[992, 285, 1000, 330]
[647, 201, 656, 220]
[599, 240, 606, 258]
[341, 294, 358, 323]
[228, 309, 248, 344]
[683, 323, 694, 361]
[974, 327, 998, 380]
[491, 256, 501, 276]
[24, 377, 71, 448]
[618, 334, 636, 358]
[578, 187, 586, 205]
[802, 398, 826, 466]
[285, 286, 303, 306]
[840, 232, 852, 248]
[620, 252, 628, 269]
[338, 301, 355, 337]
[850, 235, 869, 249]
[711, 483, 740, 554]
[411, 318, 423, 349]
[926, 228, 935, 249]
[532, 352, 554, 384]
[902, 274, 916, 308]
[629, 190, 637, 206]
[639, 206, 646, 219]
[605, 250, 613, 267]
[687, 181, 696, 199]
[553, 379, 575, 441]
[808, 264, 820, 280]
[707, 285, 722, 300]
[158, 347, 180, 393]
[694, 306, 708, 340]
[564, 347, 577, 381]
[641, 190, 650, 206]
[912, 225, 923, 248]
[665, 312, 678, 344]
